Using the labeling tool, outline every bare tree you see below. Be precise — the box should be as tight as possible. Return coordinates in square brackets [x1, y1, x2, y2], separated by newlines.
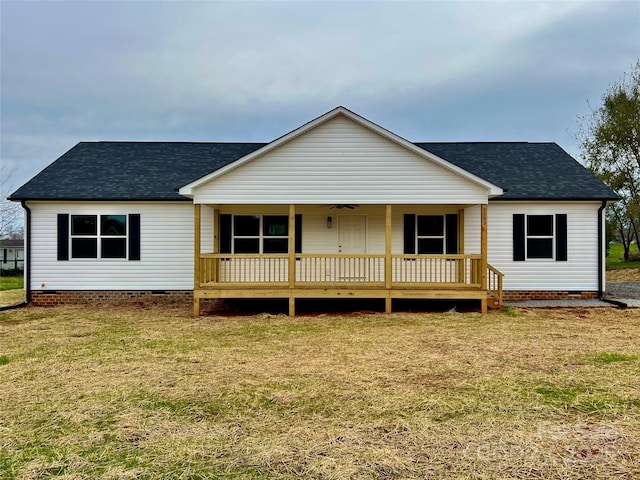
[1, 166, 24, 240]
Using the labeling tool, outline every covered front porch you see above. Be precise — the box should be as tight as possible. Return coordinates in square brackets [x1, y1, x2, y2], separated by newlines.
[192, 204, 503, 316]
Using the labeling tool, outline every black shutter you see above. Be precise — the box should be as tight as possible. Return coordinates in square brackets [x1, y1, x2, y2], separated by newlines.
[556, 214, 567, 261]
[128, 214, 141, 261]
[295, 214, 302, 253]
[446, 214, 458, 254]
[513, 214, 525, 261]
[219, 214, 232, 253]
[57, 214, 69, 261]
[404, 214, 416, 254]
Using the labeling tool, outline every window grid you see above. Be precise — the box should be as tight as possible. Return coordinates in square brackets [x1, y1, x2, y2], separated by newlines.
[70, 214, 127, 259]
[526, 214, 554, 260]
[232, 215, 289, 254]
[416, 215, 445, 255]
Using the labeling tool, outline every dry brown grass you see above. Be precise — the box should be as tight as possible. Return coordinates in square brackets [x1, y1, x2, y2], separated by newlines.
[0, 289, 25, 307]
[608, 268, 640, 282]
[1, 303, 639, 479]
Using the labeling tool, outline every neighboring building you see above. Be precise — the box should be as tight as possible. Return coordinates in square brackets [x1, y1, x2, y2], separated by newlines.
[0, 239, 24, 272]
[9, 107, 618, 314]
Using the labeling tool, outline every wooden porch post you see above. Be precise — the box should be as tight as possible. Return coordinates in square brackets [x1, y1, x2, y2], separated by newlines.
[194, 203, 201, 317]
[458, 208, 465, 284]
[458, 208, 465, 254]
[480, 203, 488, 314]
[289, 204, 296, 316]
[213, 208, 220, 282]
[385, 204, 392, 313]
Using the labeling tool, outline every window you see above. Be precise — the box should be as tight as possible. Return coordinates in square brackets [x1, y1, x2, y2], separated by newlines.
[219, 214, 301, 254]
[417, 215, 445, 254]
[513, 214, 567, 262]
[262, 216, 289, 253]
[526, 215, 553, 259]
[70, 214, 127, 259]
[232, 215, 288, 253]
[233, 215, 260, 253]
[57, 213, 140, 261]
[404, 214, 458, 254]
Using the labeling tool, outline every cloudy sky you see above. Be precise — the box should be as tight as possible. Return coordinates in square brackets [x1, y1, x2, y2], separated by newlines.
[1, 0, 639, 193]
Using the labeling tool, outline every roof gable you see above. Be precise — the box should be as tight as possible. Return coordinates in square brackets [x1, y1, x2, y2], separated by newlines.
[185, 114, 497, 205]
[178, 106, 502, 197]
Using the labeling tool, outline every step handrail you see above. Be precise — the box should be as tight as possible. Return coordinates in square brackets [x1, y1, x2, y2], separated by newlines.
[487, 264, 504, 307]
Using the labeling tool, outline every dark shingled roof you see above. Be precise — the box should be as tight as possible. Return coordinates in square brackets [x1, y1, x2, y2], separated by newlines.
[10, 140, 617, 201]
[10, 142, 266, 201]
[0, 239, 24, 248]
[414, 142, 618, 201]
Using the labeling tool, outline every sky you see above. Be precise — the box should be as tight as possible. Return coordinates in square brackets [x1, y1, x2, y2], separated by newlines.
[1, 0, 639, 194]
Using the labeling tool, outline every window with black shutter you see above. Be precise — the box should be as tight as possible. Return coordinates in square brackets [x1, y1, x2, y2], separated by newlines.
[404, 214, 458, 254]
[513, 213, 567, 261]
[57, 213, 140, 260]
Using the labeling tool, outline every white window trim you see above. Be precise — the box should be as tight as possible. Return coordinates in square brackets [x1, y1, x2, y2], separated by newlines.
[232, 214, 289, 254]
[70, 214, 128, 260]
[416, 214, 445, 255]
[525, 214, 555, 261]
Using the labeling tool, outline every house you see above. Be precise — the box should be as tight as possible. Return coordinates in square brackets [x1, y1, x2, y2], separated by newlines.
[9, 107, 618, 315]
[0, 239, 24, 273]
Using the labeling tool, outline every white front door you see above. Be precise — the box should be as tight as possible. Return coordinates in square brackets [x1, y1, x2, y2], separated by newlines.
[337, 215, 367, 281]
[338, 215, 367, 253]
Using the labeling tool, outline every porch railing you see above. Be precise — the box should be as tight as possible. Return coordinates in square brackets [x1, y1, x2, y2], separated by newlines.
[200, 254, 289, 285]
[391, 254, 481, 286]
[198, 253, 485, 288]
[487, 264, 504, 307]
[297, 254, 385, 284]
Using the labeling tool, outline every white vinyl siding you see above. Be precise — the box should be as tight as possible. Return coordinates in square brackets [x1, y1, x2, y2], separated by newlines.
[215, 205, 384, 254]
[464, 206, 482, 255]
[28, 201, 194, 290]
[211, 205, 465, 284]
[201, 205, 214, 253]
[192, 116, 490, 205]
[486, 201, 601, 291]
[27, 200, 601, 292]
[212, 205, 462, 256]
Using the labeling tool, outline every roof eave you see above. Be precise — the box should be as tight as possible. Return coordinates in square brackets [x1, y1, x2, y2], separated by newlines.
[13, 197, 191, 202]
[490, 196, 620, 202]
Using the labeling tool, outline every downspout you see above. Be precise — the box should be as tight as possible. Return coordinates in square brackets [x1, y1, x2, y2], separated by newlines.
[597, 200, 627, 308]
[0, 201, 31, 311]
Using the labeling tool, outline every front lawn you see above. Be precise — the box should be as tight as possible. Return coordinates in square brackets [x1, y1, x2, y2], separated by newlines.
[607, 242, 640, 269]
[0, 275, 23, 291]
[1, 304, 639, 479]
[0, 275, 25, 307]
